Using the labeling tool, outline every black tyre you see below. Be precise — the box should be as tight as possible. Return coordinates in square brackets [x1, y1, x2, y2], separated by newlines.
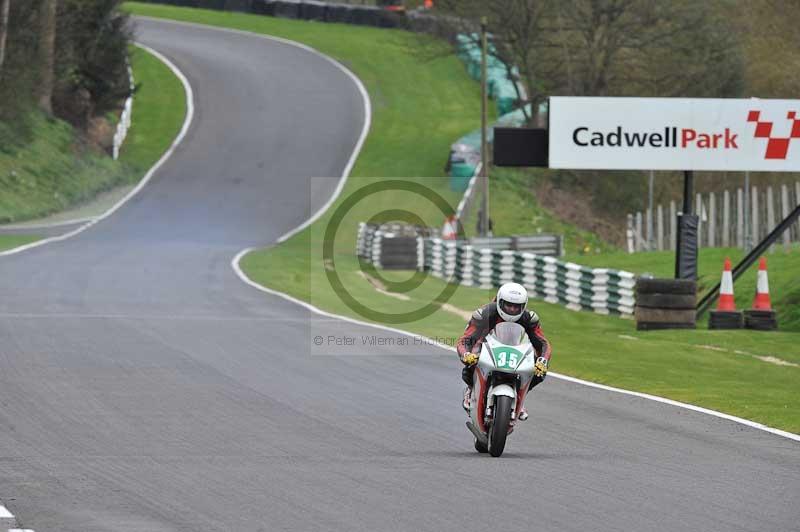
[636, 321, 696, 331]
[747, 322, 778, 331]
[474, 438, 488, 453]
[488, 395, 512, 457]
[744, 310, 777, 319]
[636, 278, 696, 295]
[709, 310, 744, 330]
[377, 252, 419, 263]
[744, 316, 778, 330]
[634, 307, 696, 324]
[636, 293, 696, 309]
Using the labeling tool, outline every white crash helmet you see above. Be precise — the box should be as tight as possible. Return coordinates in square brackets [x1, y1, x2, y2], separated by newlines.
[496, 282, 528, 322]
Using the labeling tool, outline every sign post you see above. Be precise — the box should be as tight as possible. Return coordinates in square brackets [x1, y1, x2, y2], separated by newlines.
[675, 170, 698, 279]
[478, 17, 489, 237]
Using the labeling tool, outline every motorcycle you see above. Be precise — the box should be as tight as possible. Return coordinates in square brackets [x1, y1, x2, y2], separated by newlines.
[465, 322, 536, 457]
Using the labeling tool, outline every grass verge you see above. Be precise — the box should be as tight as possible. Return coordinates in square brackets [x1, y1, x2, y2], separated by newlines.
[0, 111, 131, 224]
[120, 44, 187, 172]
[128, 4, 800, 434]
[0, 235, 40, 252]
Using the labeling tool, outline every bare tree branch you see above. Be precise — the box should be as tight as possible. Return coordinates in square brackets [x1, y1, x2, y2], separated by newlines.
[0, 0, 9, 79]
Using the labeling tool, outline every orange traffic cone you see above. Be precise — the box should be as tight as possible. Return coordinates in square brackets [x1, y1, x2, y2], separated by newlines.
[710, 258, 743, 329]
[744, 256, 778, 330]
[442, 215, 458, 240]
[717, 257, 736, 311]
[751, 257, 772, 310]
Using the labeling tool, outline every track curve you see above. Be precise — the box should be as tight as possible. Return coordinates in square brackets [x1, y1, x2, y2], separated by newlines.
[0, 17, 797, 532]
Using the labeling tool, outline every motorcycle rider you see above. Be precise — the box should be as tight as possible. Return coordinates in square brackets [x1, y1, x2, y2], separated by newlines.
[456, 282, 551, 420]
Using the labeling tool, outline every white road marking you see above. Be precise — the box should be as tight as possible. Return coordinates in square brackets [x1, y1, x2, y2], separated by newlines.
[358, 271, 411, 301]
[0, 312, 323, 322]
[232, 249, 800, 443]
[130, 16, 373, 246]
[9, 529, 36, 531]
[754, 355, 799, 367]
[232, 249, 454, 353]
[0, 506, 13, 518]
[0, 42, 195, 258]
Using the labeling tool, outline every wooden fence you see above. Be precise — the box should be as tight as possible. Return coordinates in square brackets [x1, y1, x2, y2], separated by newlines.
[627, 182, 800, 253]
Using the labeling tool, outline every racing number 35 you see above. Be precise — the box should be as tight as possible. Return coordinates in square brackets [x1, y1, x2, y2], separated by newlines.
[492, 347, 523, 369]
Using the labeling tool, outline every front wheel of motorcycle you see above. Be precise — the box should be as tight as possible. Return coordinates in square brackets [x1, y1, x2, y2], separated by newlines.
[488, 395, 512, 457]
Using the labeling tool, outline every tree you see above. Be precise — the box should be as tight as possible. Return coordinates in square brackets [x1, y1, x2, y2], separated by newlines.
[54, 0, 132, 127]
[37, 0, 57, 114]
[434, 0, 560, 126]
[553, 0, 743, 98]
[0, 0, 9, 79]
[434, 0, 744, 122]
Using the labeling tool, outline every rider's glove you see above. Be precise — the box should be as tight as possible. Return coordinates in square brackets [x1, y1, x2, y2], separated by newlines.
[533, 357, 548, 379]
[461, 352, 479, 366]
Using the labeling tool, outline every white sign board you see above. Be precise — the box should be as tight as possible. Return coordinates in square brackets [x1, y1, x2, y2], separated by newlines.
[549, 97, 800, 171]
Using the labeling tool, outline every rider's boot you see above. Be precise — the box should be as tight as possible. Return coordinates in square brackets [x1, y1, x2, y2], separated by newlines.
[518, 408, 529, 421]
[462, 386, 471, 412]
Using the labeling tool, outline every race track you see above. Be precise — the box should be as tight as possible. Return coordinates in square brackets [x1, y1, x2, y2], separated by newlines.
[0, 17, 797, 532]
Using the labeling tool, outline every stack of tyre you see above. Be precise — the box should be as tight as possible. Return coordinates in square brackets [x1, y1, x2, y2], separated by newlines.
[708, 309, 743, 329]
[252, 0, 404, 27]
[744, 309, 778, 331]
[358, 223, 430, 271]
[634, 278, 697, 330]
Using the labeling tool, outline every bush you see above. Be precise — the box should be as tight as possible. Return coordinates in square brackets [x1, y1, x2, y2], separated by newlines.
[0, 0, 132, 132]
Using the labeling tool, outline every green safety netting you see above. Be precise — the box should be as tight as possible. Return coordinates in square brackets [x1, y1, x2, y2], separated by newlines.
[456, 34, 518, 115]
[449, 34, 550, 190]
[448, 102, 549, 191]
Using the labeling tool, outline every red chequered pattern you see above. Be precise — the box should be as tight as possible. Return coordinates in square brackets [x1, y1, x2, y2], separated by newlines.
[766, 138, 790, 159]
[748, 109, 799, 160]
[754, 121, 773, 138]
[792, 119, 800, 138]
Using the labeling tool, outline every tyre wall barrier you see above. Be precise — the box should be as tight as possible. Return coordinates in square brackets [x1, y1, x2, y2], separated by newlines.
[138, 0, 405, 29]
[356, 223, 425, 270]
[635, 278, 697, 330]
[357, 224, 636, 316]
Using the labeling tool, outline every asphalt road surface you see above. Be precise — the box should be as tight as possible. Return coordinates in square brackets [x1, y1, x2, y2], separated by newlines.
[0, 17, 797, 532]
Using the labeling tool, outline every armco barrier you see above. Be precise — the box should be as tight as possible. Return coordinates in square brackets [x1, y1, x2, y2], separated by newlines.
[357, 224, 635, 316]
[112, 64, 135, 161]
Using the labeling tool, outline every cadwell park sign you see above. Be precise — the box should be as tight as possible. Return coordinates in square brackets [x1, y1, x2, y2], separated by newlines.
[493, 96, 800, 285]
[548, 97, 800, 172]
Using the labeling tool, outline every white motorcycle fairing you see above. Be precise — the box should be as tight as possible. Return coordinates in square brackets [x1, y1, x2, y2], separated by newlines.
[465, 322, 537, 457]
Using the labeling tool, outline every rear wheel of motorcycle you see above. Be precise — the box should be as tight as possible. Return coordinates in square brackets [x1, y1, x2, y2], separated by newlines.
[488, 395, 512, 457]
[474, 437, 488, 453]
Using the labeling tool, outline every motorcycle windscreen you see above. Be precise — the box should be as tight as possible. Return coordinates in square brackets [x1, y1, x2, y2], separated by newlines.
[491, 322, 528, 346]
